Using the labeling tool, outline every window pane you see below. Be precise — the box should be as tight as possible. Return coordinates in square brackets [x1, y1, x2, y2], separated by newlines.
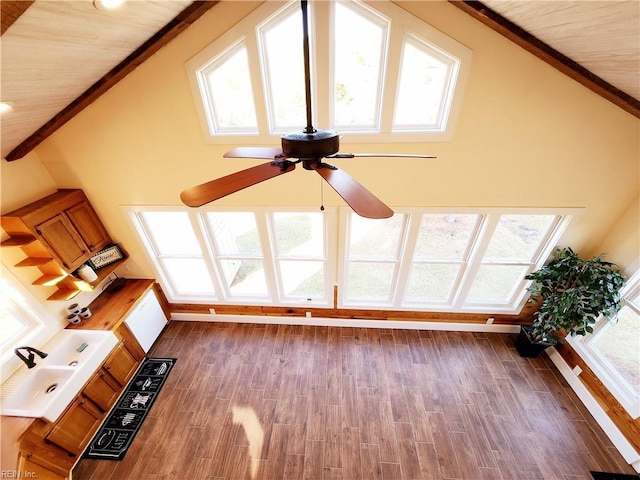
[162, 258, 214, 295]
[260, 8, 305, 130]
[204, 45, 257, 131]
[333, 3, 386, 128]
[220, 259, 268, 297]
[349, 214, 404, 259]
[273, 212, 324, 257]
[590, 305, 640, 390]
[206, 212, 262, 256]
[347, 262, 395, 300]
[141, 212, 201, 255]
[484, 215, 556, 261]
[394, 39, 453, 128]
[280, 260, 324, 298]
[466, 265, 529, 303]
[0, 305, 27, 342]
[406, 263, 459, 302]
[414, 214, 478, 260]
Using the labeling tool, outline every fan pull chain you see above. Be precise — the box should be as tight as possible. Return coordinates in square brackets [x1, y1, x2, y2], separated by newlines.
[320, 177, 325, 212]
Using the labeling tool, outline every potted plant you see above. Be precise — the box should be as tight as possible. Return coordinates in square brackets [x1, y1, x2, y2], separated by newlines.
[516, 246, 625, 357]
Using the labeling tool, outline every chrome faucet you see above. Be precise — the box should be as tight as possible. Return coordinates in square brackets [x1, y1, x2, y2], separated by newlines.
[14, 346, 48, 369]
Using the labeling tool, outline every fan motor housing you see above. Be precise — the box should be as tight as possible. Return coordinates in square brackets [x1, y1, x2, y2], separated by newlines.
[281, 129, 339, 159]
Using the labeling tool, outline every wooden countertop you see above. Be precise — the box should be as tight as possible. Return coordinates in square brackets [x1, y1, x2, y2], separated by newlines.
[66, 278, 154, 332]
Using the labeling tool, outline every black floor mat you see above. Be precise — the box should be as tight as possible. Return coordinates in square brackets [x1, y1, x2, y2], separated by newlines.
[83, 357, 176, 460]
[590, 472, 640, 480]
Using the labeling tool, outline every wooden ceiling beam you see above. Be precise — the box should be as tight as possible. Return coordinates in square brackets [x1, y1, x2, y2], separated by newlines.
[449, 0, 640, 119]
[5, 0, 219, 162]
[1, 1, 34, 36]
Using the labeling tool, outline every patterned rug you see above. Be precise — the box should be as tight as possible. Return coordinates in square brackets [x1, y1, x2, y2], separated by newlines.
[83, 357, 176, 460]
[590, 472, 640, 480]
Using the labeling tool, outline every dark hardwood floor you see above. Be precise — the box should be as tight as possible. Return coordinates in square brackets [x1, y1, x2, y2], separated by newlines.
[73, 321, 635, 479]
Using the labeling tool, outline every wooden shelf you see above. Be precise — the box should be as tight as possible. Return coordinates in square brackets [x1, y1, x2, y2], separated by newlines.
[15, 257, 54, 267]
[32, 275, 67, 286]
[44, 256, 129, 302]
[47, 288, 81, 302]
[1, 235, 36, 247]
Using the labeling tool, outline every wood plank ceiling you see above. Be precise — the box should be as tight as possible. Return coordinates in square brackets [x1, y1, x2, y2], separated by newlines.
[1, 0, 638, 162]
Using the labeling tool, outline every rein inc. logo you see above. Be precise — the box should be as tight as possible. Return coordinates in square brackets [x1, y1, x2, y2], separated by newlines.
[1, 470, 37, 478]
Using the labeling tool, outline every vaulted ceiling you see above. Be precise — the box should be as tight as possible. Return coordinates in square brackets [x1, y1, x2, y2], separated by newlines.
[1, 0, 638, 162]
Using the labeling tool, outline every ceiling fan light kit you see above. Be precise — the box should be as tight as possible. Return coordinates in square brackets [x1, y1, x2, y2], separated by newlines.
[181, 0, 434, 219]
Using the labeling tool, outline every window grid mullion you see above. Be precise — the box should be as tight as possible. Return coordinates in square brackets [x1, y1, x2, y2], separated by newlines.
[257, 211, 279, 303]
[190, 212, 224, 300]
[246, 28, 269, 135]
[379, 12, 404, 134]
[451, 214, 497, 309]
[394, 212, 421, 308]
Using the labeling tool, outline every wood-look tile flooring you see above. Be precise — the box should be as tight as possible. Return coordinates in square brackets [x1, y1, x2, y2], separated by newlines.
[74, 321, 635, 480]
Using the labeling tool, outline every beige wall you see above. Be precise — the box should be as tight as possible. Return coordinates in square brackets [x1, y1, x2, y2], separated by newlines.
[592, 193, 640, 278]
[2, 1, 639, 299]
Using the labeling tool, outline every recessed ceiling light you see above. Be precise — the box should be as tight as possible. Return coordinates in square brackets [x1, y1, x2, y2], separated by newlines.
[0, 102, 13, 114]
[93, 0, 125, 11]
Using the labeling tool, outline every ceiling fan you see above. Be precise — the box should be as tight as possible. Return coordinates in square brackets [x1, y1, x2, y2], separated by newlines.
[180, 0, 434, 219]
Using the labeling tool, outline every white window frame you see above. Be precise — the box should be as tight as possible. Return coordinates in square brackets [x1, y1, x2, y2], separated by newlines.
[126, 205, 577, 314]
[329, 0, 390, 133]
[125, 206, 336, 307]
[185, 0, 472, 145]
[567, 270, 640, 419]
[338, 207, 576, 313]
[0, 264, 53, 378]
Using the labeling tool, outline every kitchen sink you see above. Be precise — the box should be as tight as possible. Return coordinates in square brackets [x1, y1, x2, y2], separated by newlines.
[1, 329, 118, 421]
[43, 330, 115, 368]
[1, 367, 75, 418]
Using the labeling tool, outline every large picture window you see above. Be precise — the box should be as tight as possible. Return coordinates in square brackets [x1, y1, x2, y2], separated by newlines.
[129, 208, 335, 305]
[0, 266, 46, 365]
[128, 206, 573, 314]
[568, 271, 640, 418]
[339, 209, 570, 312]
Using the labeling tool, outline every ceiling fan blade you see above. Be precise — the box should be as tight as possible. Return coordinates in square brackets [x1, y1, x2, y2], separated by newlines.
[327, 153, 436, 159]
[181, 161, 295, 207]
[310, 164, 394, 219]
[223, 147, 286, 160]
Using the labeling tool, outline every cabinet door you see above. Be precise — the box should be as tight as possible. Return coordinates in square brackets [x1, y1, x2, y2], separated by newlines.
[115, 323, 146, 362]
[36, 214, 88, 270]
[65, 201, 110, 253]
[104, 341, 139, 387]
[83, 368, 121, 412]
[46, 396, 103, 456]
[18, 452, 67, 480]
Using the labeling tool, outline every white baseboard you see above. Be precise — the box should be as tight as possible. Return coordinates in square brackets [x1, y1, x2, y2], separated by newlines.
[169, 312, 521, 333]
[546, 348, 640, 473]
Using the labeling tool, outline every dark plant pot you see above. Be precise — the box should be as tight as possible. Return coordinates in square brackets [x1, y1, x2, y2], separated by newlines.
[515, 325, 554, 358]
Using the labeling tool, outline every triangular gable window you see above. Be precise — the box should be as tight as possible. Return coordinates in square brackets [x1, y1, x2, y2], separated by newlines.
[258, 3, 306, 132]
[332, 2, 389, 131]
[197, 40, 258, 134]
[187, 0, 472, 143]
[394, 34, 459, 131]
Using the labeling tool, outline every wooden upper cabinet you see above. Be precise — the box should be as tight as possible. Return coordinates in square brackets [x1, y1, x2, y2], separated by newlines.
[36, 214, 88, 270]
[1, 189, 112, 272]
[64, 201, 110, 252]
